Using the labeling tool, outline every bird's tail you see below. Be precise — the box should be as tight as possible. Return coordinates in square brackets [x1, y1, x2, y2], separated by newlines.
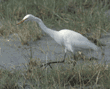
[73, 41, 99, 51]
[88, 42, 99, 51]
[77, 41, 99, 51]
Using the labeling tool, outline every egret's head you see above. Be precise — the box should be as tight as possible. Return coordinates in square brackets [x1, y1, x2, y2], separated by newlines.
[17, 14, 35, 25]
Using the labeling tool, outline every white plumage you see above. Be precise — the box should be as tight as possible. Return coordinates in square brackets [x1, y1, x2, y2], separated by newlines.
[17, 14, 98, 64]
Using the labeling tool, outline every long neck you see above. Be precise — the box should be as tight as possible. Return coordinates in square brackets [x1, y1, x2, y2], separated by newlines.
[34, 17, 58, 39]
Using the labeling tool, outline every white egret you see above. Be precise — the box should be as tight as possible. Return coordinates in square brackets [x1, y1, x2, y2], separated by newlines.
[17, 14, 98, 67]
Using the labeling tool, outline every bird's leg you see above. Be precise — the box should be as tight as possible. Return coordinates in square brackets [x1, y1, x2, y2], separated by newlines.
[59, 53, 66, 63]
[40, 53, 66, 68]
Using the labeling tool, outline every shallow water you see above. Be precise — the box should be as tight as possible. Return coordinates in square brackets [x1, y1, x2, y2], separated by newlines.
[0, 32, 109, 70]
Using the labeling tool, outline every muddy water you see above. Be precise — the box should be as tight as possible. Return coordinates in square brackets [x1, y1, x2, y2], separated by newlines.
[0, 33, 109, 70]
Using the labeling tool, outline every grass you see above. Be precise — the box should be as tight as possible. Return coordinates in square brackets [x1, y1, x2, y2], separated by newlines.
[0, 58, 109, 89]
[0, 0, 110, 88]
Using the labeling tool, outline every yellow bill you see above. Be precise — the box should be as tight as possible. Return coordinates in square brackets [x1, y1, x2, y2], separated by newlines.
[16, 19, 25, 25]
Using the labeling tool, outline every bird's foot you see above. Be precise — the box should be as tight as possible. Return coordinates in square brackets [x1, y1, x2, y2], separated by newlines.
[40, 60, 65, 69]
[40, 63, 53, 69]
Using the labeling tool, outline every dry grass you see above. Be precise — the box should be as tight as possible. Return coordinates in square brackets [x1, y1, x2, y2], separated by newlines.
[0, 20, 42, 45]
[0, 57, 109, 89]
